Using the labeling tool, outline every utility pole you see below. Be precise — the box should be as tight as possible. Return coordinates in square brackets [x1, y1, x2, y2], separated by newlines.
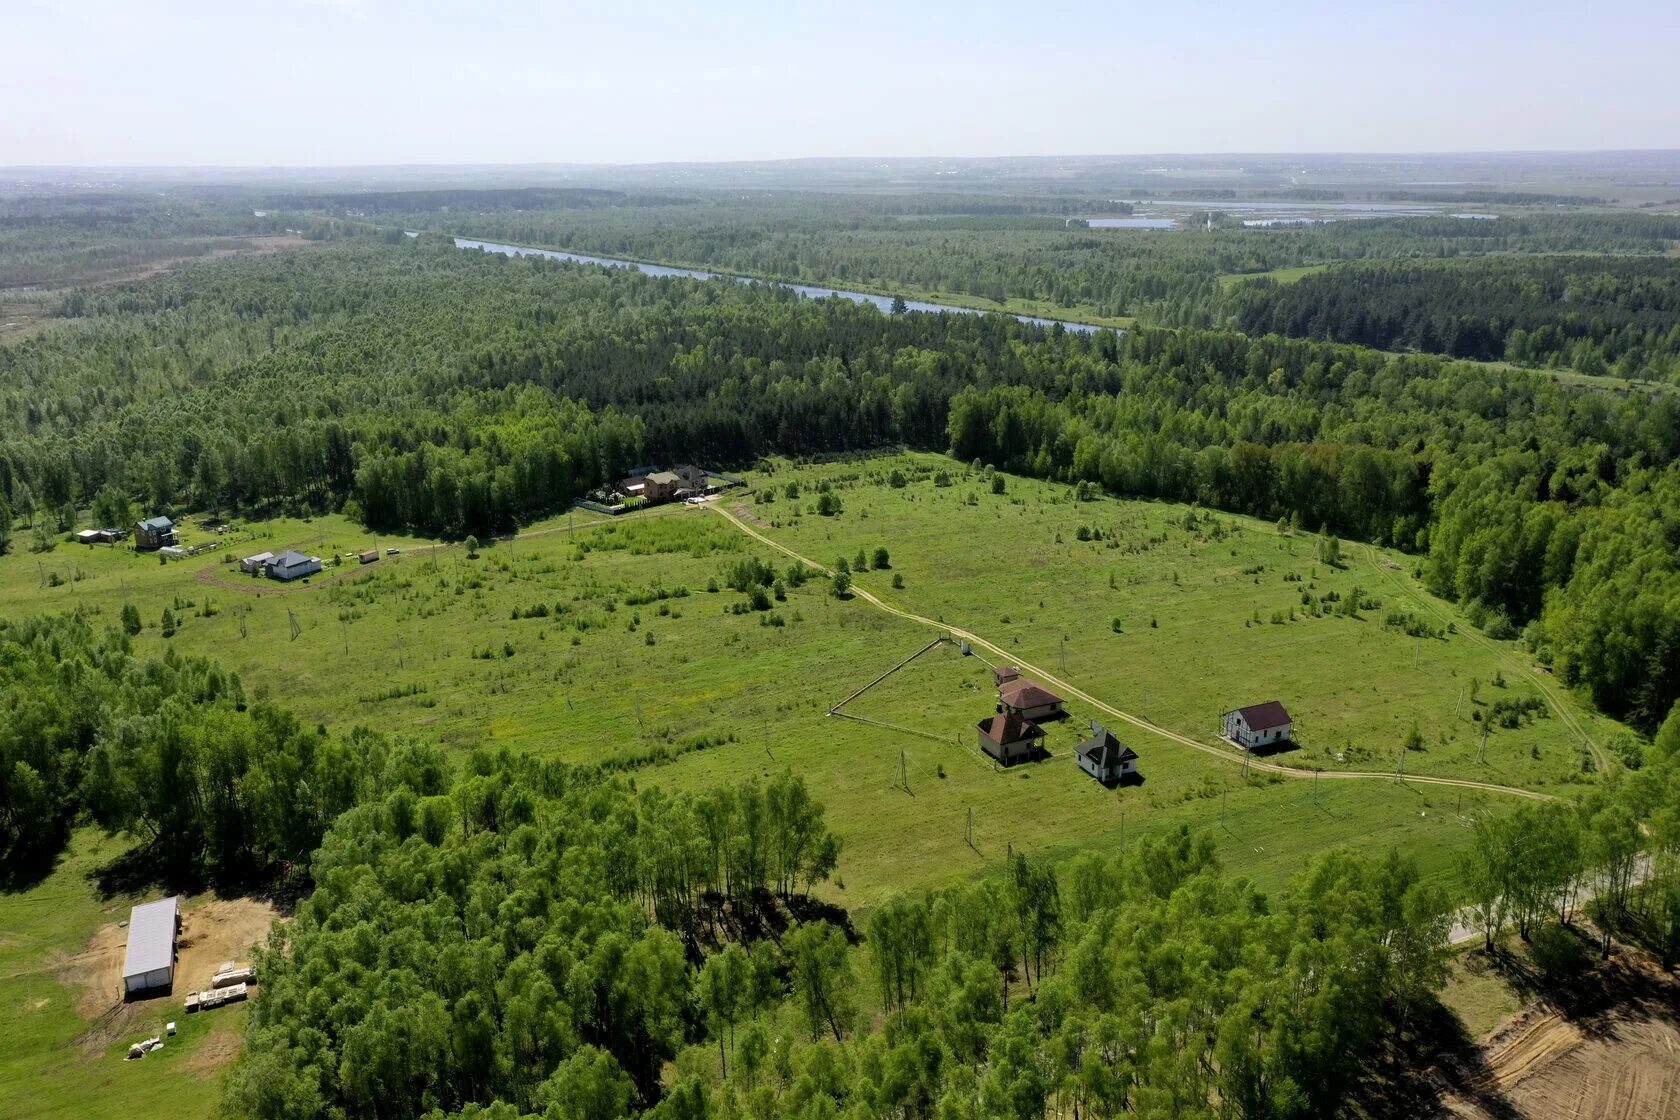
[1455, 686, 1464, 720]
[966, 806, 974, 850]
[1477, 724, 1490, 763]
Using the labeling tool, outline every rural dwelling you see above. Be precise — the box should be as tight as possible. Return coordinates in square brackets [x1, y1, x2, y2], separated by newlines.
[641, 471, 682, 502]
[993, 665, 1021, 688]
[267, 549, 323, 582]
[1076, 722, 1139, 785]
[76, 528, 124, 545]
[134, 516, 176, 550]
[998, 678, 1066, 721]
[358, 549, 379, 565]
[240, 551, 274, 574]
[673, 464, 711, 491]
[977, 711, 1045, 765]
[122, 896, 179, 996]
[1223, 701, 1294, 750]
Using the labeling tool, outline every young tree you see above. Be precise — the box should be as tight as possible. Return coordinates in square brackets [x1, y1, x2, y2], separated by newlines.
[784, 920, 855, 1042]
[831, 570, 852, 599]
[872, 547, 891, 569]
[121, 603, 142, 636]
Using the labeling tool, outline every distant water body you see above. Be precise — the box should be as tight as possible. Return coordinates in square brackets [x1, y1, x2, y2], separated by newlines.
[453, 237, 1105, 334]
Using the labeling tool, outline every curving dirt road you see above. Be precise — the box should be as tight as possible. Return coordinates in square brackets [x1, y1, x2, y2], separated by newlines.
[712, 502, 1551, 803]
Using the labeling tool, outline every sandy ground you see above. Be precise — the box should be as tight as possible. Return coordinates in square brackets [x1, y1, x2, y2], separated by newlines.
[58, 896, 278, 1061]
[1438, 950, 1680, 1119]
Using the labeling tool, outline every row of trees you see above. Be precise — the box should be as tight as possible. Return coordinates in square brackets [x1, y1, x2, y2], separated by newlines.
[231, 743, 1458, 1120]
[1459, 704, 1680, 965]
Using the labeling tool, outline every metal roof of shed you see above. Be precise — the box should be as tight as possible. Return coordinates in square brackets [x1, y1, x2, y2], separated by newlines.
[122, 896, 179, 980]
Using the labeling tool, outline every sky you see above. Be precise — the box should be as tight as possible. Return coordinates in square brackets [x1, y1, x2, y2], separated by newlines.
[4, 0, 1678, 166]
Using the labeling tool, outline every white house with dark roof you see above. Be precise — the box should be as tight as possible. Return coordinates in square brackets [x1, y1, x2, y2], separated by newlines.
[267, 549, 322, 582]
[1222, 701, 1293, 750]
[1076, 722, 1138, 784]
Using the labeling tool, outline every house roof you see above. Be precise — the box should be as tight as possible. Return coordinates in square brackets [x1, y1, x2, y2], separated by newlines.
[139, 516, 173, 531]
[999, 679, 1063, 709]
[122, 896, 178, 981]
[994, 665, 1021, 685]
[1077, 724, 1138, 765]
[979, 712, 1044, 745]
[1231, 701, 1292, 730]
[243, 551, 274, 564]
[272, 549, 314, 567]
[645, 471, 681, 485]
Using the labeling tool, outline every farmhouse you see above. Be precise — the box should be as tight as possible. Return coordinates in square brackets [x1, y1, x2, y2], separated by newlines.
[641, 471, 682, 502]
[134, 516, 176, 550]
[122, 896, 179, 996]
[1076, 722, 1139, 785]
[977, 711, 1045, 765]
[240, 551, 275, 574]
[998, 678, 1066, 721]
[672, 463, 711, 492]
[267, 549, 323, 582]
[1222, 701, 1294, 750]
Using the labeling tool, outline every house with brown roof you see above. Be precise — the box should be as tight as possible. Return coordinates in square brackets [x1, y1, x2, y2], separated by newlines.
[998, 678, 1065, 722]
[1076, 722, 1138, 785]
[978, 711, 1045, 766]
[993, 665, 1021, 688]
[1222, 701, 1293, 750]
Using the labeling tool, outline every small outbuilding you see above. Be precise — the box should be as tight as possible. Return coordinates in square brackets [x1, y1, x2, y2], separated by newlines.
[134, 516, 176, 551]
[240, 551, 275, 574]
[122, 896, 180, 996]
[1076, 722, 1139, 785]
[978, 711, 1045, 766]
[1223, 701, 1294, 750]
[998, 678, 1066, 722]
[358, 549, 379, 565]
[993, 665, 1021, 688]
[267, 549, 322, 582]
[76, 528, 124, 545]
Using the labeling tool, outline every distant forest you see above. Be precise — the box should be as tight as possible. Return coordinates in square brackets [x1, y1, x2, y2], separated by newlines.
[3, 235, 1679, 731]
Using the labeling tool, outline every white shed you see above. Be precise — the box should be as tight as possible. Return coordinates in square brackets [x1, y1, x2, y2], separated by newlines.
[122, 897, 180, 996]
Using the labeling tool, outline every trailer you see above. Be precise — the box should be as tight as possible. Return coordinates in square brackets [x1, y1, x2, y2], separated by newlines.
[185, 982, 248, 1012]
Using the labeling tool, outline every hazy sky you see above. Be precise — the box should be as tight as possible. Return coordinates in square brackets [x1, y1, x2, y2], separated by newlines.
[5, 0, 1677, 166]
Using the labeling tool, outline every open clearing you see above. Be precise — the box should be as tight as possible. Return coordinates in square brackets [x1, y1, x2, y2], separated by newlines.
[0, 454, 1622, 910]
[0, 833, 267, 1120]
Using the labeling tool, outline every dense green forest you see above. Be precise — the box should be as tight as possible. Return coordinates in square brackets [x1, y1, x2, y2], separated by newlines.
[413, 195, 1680, 329]
[0, 614, 409, 885]
[5, 236, 1679, 729]
[1228, 256, 1680, 377]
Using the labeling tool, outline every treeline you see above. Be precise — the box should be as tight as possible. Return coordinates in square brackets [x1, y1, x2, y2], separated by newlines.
[1458, 705, 1680, 966]
[230, 749, 1455, 1120]
[265, 187, 689, 214]
[0, 614, 432, 884]
[1228, 256, 1680, 378]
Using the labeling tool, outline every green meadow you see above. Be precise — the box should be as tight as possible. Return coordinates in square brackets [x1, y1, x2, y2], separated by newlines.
[0, 451, 1626, 1116]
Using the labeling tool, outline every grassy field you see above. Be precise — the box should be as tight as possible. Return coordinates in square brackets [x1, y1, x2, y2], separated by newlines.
[0, 831, 253, 1120]
[0, 454, 1616, 910]
[0, 454, 1629, 1116]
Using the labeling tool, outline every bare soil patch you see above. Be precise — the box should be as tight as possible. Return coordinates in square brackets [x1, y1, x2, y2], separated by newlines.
[60, 896, 278, 1041]
[1436, 947, 1680, 1119]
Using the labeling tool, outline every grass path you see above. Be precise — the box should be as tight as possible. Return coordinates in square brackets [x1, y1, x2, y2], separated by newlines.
[713, 503, 1551, 802]
[1355, 543, 1608, 772]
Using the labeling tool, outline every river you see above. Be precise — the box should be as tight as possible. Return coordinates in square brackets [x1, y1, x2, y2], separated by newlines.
[452, 236, 1105, 334]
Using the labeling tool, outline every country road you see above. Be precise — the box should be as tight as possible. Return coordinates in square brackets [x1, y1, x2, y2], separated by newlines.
[711, 502, 1552, 804]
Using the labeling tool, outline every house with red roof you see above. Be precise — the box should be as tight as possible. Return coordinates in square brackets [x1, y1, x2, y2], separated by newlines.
[1222, 701, 1293, 750]
[998, 678, 1066, 722]
[978, 711, 1045, 765]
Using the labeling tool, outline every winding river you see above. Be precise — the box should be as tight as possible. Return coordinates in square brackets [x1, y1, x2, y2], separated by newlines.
[453, 236, 1105, 334]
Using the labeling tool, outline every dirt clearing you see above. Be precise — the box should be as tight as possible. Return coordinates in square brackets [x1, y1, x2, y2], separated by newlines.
[58, 896, 278, 1059]
[1437, 948, 1680, 1119]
